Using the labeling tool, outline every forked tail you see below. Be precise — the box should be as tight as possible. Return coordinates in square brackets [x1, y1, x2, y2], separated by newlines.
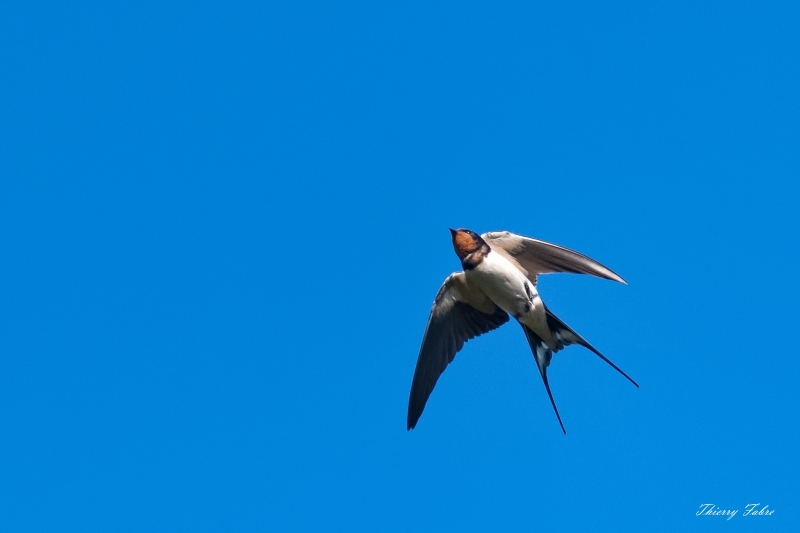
[520, 306, 639, 434]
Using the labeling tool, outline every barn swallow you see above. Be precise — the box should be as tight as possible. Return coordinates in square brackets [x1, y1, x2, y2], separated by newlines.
[407, 229, 638, 433]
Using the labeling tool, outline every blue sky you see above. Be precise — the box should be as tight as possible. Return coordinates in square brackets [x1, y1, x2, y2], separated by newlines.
[1, 1, 798, 531]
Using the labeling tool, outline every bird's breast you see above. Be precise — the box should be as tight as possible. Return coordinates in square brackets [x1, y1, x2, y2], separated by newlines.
[465, 252, 533, 317]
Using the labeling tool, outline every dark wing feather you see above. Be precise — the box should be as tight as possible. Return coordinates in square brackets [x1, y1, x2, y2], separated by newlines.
[407, 273, 509, 430]
[482, 231, 626, 285]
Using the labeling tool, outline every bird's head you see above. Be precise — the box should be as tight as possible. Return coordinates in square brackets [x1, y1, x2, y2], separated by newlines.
[449, 228, 488, 262]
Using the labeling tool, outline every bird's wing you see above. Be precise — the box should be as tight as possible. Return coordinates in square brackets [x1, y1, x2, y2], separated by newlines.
[482, 231, 626, 285]
[407, 272, 509, 430]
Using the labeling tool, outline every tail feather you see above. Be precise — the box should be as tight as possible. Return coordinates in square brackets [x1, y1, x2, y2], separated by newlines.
[520, 307, 639, 434]
[520, 323, 566, 434]
[544, 306, 639, 388]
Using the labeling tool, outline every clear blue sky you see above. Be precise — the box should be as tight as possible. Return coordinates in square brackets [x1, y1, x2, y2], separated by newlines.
[1, 1, 798, 531]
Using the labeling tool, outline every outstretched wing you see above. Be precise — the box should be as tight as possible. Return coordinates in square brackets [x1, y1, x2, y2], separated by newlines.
[482, 231, 626, 285]
[407, 273, 509, 430]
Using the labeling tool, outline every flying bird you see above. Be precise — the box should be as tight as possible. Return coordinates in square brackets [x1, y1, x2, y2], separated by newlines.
[407, 229, 638, 433]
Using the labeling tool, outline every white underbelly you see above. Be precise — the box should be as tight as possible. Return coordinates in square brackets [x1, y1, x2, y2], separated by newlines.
[465, 253, 532, 316]
[465, 251, 553, 343]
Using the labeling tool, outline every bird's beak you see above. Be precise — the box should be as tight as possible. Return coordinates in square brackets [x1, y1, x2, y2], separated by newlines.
[449, 228, 457, 236]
